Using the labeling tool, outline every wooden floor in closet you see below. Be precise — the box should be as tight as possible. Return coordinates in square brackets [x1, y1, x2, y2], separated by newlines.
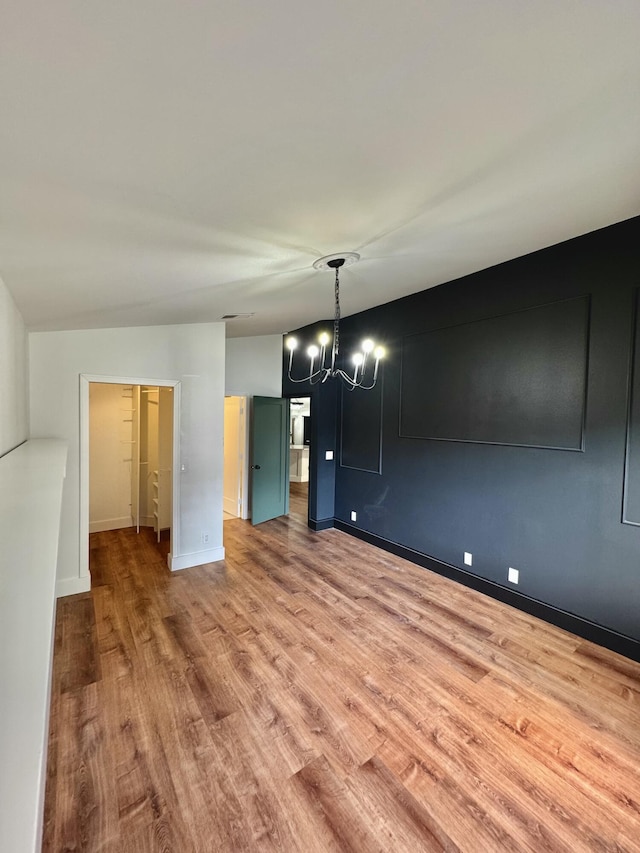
[43, 509, 640, 852]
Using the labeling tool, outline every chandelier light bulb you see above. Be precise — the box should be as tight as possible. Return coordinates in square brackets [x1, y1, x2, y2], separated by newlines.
[352, 352, 364, 366]
[362, 339, 374, 353]
[318, 331, 331, 346]
[307, 344, 320, 359]
[286, 336, 298, 351]
[374, 346, 385, 360]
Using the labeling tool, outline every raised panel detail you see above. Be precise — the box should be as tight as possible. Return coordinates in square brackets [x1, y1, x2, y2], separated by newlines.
[340, 380, 383, 474]
[400, 296, 589, 450]
[623, 289, 640, 525]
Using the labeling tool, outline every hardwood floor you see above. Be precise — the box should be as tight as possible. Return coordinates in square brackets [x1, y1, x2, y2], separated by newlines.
[289, 480, 308, 522]
[43, 516, 640, 852]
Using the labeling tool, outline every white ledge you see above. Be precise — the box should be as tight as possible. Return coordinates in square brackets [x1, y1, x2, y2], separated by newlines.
[0, 439, 68, 853]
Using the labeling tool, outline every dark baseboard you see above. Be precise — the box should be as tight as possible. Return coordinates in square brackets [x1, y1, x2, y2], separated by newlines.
[308, 517, 335, 532]
[334, 520, 640, 664]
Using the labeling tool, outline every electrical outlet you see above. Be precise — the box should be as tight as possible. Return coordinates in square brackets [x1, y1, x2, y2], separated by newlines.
[202, 532, 209, 545]
[350, 511, 357, 522]
[464, 551, 473, 566]
[508, 567, 519, 584]
[325, 450, 334, 461]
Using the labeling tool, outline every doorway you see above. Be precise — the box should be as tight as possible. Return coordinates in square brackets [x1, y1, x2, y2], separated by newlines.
[288, 396, 311, 523]
[223, 395, 248, 521]
[88, 382, 174, 565]
[223, 395, 312, 526]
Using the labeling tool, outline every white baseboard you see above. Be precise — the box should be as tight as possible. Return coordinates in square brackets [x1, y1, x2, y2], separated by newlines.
[89, 516, 133, 533]
[170, 546, 225, 572]
[56, 575, 91, 598]
[223, 496, 239, 516]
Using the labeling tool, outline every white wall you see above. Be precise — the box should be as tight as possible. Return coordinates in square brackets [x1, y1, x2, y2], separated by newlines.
[225, 334, 283, 397]
[0, 275, 28, 456]
[29, 323, 226, 595]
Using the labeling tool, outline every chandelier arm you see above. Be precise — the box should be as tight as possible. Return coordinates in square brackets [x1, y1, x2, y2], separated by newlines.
[353, 360, 381, 391]
[333, 367, 380, 391]
[288, 361, 381, 390]
[352, 376, 378, 391]
[286, 372, 316, 384]
[287, 365, 326, 384]
[333, 368, 359, 388]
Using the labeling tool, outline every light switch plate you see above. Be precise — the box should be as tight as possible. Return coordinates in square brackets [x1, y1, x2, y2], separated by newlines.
[325, 450, 334, 460]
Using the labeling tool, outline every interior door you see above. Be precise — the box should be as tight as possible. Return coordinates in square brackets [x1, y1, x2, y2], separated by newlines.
[251, 396, 289, 525]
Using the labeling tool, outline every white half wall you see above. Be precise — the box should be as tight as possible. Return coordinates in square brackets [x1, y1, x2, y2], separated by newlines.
[0, 275, 28, 456]
[225, 334, 283, 397]
[0, 440, 67, 853]
[29, 323, 226, 593]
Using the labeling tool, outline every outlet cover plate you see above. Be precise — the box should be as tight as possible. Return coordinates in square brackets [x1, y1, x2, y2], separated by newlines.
[350, 511, 357, 522]
[464, 552, 473, 566]
[508, 567, 519, 584]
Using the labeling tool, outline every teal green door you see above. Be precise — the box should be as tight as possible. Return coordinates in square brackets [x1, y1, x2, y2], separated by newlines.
[251, 396, 289, 525]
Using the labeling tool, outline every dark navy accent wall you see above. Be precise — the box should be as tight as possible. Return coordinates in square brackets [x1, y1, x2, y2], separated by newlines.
[284, 216, 640, 649]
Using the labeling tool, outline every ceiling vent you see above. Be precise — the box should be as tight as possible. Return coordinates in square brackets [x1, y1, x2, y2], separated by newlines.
[220, 313, 255, 320]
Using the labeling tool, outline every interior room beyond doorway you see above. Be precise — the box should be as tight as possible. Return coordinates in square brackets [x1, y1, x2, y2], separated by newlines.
[289, 396, 310, 523]
[88, 383, 173, 566]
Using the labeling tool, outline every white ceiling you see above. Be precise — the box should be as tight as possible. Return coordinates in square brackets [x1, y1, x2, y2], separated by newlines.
[1, 1, 639, 337]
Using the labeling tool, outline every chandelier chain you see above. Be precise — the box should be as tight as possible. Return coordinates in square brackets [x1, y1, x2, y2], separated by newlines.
[333, 266, 341, 362]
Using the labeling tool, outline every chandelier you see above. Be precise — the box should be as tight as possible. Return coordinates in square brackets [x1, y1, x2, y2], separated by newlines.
[285, 252, 385, 391]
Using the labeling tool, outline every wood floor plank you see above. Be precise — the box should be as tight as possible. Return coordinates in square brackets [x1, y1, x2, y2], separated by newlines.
[290, 754, 385, 852]
[57, 593, 102, 693]
[92, 583, 136, 681]
[344, 755, 458, 852]
[47, 682, 119, 851]
[43, 518, 640, 852]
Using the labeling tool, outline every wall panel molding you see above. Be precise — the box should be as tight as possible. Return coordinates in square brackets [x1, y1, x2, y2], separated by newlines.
[399, 296, 590, 451]
[339, 379, 383, 474]
[622, 288, 640, 525]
